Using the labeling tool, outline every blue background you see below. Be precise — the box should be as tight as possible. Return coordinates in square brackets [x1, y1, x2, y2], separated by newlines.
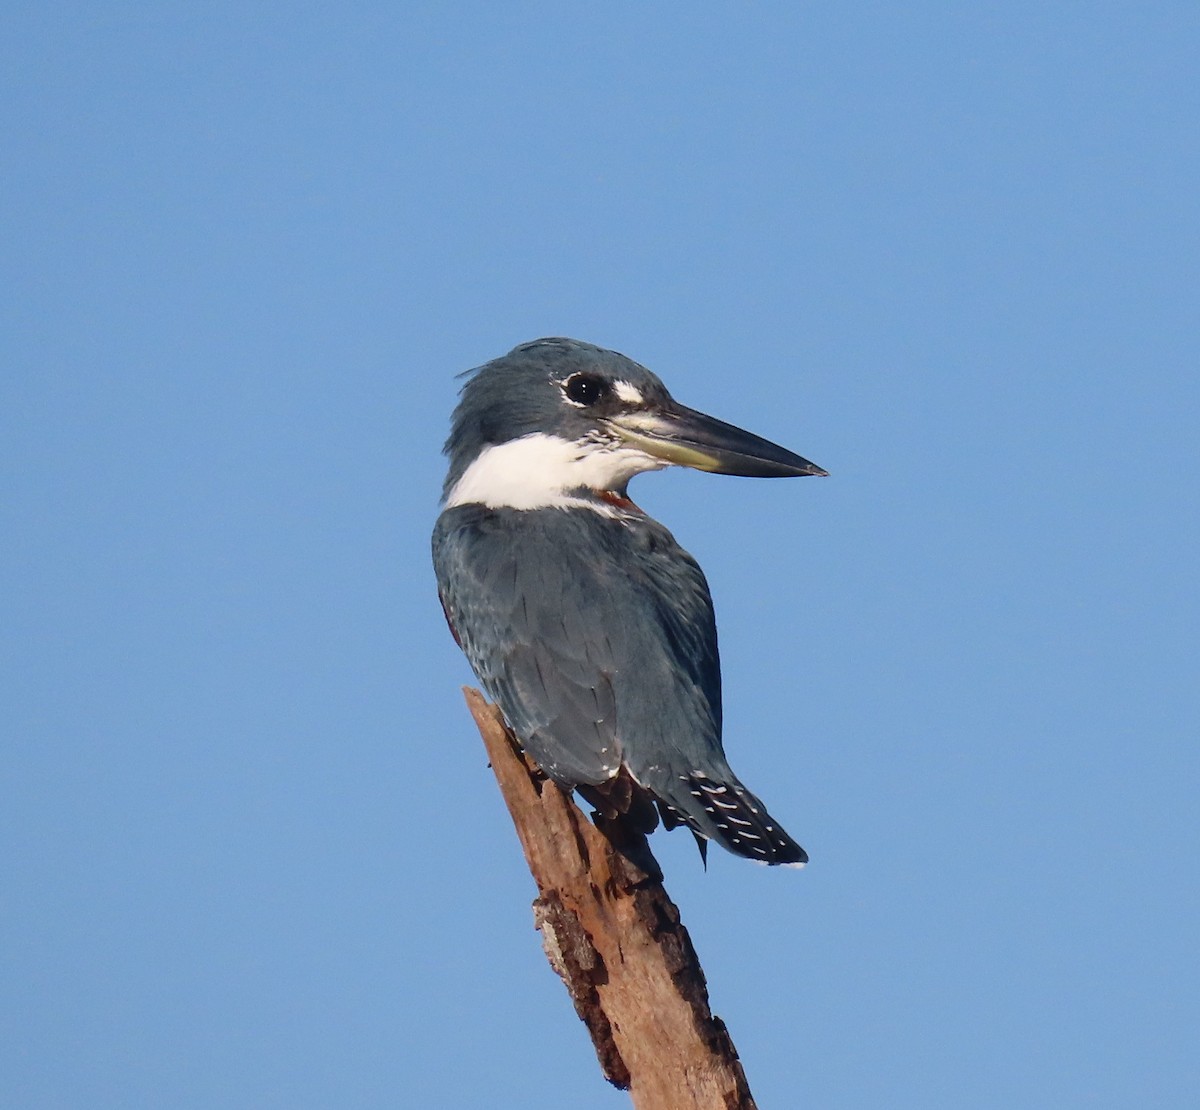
[4, 4, 1197, 1107]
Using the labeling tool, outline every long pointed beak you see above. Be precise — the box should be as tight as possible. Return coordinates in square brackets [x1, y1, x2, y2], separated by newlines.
[604, 402, 827, 478]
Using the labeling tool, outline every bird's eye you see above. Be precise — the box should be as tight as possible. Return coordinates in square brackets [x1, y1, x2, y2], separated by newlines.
[563, 373, 608, 406]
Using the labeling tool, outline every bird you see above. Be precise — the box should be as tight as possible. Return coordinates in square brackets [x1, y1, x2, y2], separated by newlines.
[432, 338, 826, 865]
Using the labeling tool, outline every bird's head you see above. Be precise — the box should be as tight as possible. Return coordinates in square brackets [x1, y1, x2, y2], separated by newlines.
[441, 337, 826, 510]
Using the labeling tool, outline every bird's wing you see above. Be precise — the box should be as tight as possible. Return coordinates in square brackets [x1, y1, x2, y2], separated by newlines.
[433, 504, 722, 785]
[434, 505, 631, 785]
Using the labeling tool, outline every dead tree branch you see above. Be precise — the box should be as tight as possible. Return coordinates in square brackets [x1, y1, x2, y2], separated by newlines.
[463, 687, 757, 1110]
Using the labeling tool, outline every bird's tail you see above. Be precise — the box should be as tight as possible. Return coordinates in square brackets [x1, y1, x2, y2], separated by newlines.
[655, 771, 807, 866]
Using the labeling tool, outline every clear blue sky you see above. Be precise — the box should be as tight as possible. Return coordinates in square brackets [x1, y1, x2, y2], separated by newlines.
[3, 4, 1197, 1107]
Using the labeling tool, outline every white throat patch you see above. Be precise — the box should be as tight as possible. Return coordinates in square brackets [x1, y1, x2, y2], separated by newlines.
[445, 432, 667, 511]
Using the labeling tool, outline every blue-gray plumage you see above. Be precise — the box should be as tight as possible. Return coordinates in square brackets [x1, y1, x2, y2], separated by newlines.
[432, 338, 826, 865]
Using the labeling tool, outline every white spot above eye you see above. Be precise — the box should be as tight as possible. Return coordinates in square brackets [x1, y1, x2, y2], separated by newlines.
[613, 380, 644, 404]
[445, 432, 666, 511]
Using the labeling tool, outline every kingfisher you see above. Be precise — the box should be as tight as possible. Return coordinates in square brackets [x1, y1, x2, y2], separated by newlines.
[432, 338, 826, 865]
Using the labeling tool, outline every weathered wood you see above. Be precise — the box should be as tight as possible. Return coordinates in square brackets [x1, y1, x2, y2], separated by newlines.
[463, 687, 757, 1110]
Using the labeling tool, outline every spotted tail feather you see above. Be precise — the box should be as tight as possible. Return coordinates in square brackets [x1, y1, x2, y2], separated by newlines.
[656, 771, 807, 866]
